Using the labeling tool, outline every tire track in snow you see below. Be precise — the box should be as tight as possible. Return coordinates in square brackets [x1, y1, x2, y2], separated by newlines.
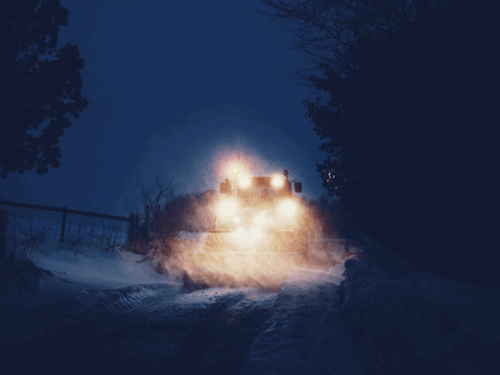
[154, 292, 274, 375]
[93, 282, 177, 313]
[2, 266, 358, 374]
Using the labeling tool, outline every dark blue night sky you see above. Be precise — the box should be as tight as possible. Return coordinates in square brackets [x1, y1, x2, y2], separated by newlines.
[1, 0, 325, 215]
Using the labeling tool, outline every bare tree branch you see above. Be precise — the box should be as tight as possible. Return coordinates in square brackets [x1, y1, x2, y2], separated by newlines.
[139, 172, 175, 222]
[256, 0, 460, 76]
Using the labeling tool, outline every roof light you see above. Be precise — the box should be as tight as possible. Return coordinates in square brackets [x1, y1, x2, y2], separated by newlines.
[238, 176, 251, 188]
[272, 176, 284, 188]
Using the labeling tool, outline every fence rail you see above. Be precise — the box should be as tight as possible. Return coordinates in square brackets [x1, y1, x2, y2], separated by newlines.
[0, 200, 137, 256]
[0, 199, 131, 222]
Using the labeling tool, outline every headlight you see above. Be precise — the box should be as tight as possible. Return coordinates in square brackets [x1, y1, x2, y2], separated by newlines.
[279, 200, 296, 216]
[219, 199, 237, 216]
[234, 227, 246, 239]
[254, 211, 267, 226]
[238, 176, 251, 188]
[250, 227, 262, 237]
[255, 216, 265, 226]
[272, 176, 284, 188]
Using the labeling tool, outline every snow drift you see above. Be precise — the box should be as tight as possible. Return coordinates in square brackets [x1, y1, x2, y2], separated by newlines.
[338, 244, 500, 374]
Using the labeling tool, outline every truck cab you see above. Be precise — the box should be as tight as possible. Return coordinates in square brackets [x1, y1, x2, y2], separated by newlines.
[213, 170, 308, 258]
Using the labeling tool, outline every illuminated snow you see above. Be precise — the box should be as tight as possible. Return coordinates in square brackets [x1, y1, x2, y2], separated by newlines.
[1, 240, 499, 374]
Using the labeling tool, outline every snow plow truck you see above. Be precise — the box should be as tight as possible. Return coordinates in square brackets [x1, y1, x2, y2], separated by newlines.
[181, 168, 309, 288]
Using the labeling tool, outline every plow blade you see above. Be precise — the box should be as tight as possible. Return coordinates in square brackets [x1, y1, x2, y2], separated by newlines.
[178, 230, 308, 289]
[202, 230, 308, 254]
[182, 252, 304, 289]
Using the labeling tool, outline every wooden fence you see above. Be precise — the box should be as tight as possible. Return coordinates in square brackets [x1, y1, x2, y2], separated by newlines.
[0, 199, 139, 257]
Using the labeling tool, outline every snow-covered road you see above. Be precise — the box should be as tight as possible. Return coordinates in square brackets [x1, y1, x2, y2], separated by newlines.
[3, 241, 498, 374]
[1, 243, 365, 375]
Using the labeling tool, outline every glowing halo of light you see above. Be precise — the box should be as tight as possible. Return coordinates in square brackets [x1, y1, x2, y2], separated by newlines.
[254, 212, 266, 226]
[218, 199, 237, 216]
[279, 199, 296, 216]
[271, 176, 285, 188]
[231, 167, 239, 176]
[250, 227, 262, 237]
[233, 227, 246, 239]
[238, 175, 251, 188]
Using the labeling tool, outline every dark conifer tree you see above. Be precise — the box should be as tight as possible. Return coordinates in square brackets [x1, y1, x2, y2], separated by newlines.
[261, 0, 498, 287]
[0, 0, 89, 179]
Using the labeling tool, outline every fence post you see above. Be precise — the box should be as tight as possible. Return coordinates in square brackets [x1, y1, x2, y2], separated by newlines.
[60, 207, 67, 243]
[0, 209, 5, 259]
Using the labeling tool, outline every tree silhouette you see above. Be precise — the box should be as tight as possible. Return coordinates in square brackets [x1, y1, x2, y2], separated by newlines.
[0, 0, 89, 179]
[257, 0, 462, 79]
[261, 0, 499, 287]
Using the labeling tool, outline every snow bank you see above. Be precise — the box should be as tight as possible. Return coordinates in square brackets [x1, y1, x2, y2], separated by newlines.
[338, 244, 500, 374]
[242, 265, 367, 375]
[36, 243, 177, 289]
[282, 265, 346, 290]
[0, 258, 45, 295]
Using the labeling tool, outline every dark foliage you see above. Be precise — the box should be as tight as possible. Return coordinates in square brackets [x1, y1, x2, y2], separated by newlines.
[127, 187, 218, 258]
[303, 195, 371, 247]
[303, 1, 498, 287]
[157, 190, 218, 233]
[0, 0, 89, 179]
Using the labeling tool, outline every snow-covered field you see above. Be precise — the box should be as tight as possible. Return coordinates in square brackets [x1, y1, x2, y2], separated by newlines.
[1, 240, 498, 374]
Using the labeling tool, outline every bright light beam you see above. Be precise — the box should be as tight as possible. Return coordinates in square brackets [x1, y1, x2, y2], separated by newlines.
[279, 199, 296, 216]
[238, 176, 251, 188]
[219, 199, 237, 216]
[272, 176, 284, 188]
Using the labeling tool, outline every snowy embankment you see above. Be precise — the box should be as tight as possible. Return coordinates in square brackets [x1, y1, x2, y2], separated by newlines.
[1, 243, 365, 374]
[2, 241, 499, 374]
[339, 244, 500, 374]
[243, 267, 366, 375]
[36, 244, 172, 289]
